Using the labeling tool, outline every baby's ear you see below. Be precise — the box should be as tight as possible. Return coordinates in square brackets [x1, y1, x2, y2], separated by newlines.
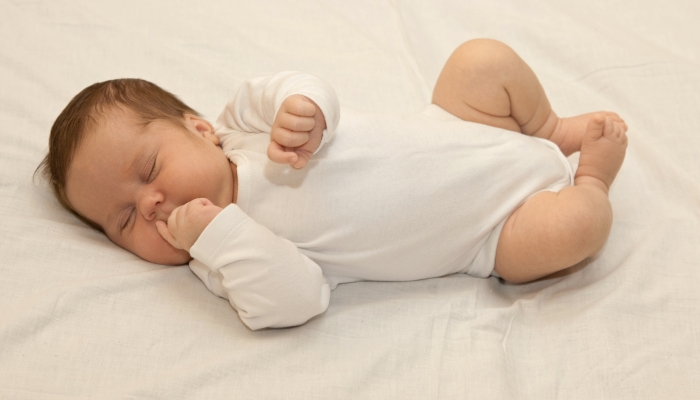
[184, 114, 219, 145]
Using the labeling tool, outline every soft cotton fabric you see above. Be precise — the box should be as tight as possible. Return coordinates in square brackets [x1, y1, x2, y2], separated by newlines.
[189, 72, 574, 329]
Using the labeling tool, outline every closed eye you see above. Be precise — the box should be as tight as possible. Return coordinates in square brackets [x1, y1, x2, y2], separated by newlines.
[147, 155, 158, 182]
[120, 207, 135, 232]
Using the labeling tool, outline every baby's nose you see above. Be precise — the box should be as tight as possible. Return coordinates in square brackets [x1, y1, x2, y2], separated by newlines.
[138, 189, 166, 221]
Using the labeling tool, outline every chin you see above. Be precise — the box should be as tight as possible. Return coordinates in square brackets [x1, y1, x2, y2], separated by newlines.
[138, 246, 192, 266]
[161, 252, 194, 266]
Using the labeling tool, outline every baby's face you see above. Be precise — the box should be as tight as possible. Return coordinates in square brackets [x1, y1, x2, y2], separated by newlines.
[65, 107, 235, 265]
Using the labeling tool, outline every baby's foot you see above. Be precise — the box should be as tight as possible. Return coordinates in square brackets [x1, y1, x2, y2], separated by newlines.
[551, 112, 627, 156]
[574, 114, 628, 193]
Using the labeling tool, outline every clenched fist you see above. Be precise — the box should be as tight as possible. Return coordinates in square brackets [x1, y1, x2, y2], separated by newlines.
[156, 198, 222, 252]
[268, 94, 326, 169]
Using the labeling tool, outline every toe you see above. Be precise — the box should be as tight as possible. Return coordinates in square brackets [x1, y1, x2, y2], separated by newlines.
[588, 113, 605, 127]
[614, 123, 622, 138]
[584, 114, 606, 140]
[605, 112, 627, 128]
[615, 120, 628, 136]
[613, 115, 628, 131]
[603, 116, 614, 137]
[604, 111, 622, 121]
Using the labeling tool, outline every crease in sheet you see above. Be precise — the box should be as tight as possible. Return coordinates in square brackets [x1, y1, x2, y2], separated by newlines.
[429, 302, 451, 399]
[501, 314, 516, 354]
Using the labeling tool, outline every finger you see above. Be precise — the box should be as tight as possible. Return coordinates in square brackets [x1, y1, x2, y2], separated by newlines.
[291, 149, 312, 169]
[271, 126, 310, 148]
[277, 112, 315, 133]
[189, 197, 213, 208]
[284, 96, 316, 117]
[175, 203, 190, 231]
[197, 198, 214, 207]
[168, 206, 181, 235]
[156, 220, 181, 249]
[268, 141, 298, 164]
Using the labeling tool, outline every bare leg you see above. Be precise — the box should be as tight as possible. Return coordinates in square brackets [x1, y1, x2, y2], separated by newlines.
[432, 39, 629, 282]
[432, 39, 627, 156]
[494, 116, 627, 283]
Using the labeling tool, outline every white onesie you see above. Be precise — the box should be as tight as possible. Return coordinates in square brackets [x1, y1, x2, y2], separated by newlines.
[188, 72, 574, 330]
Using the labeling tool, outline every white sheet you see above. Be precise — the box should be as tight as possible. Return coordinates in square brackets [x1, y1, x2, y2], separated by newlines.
[1, 0, 699, 398]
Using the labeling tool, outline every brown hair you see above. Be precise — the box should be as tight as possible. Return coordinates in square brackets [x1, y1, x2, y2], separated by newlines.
[35, 79, 200, 229]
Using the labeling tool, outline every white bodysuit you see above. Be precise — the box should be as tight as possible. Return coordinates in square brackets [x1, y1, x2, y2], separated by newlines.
[188, 72, 574, 330]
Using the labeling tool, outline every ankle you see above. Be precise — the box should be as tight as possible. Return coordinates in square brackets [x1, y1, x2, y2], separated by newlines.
[574, 175, 610, 195]
[549, 116, 583, 156]
[527, 110, 559, 141]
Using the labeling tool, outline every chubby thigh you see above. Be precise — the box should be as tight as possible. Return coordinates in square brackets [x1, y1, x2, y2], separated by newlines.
[494, 184, 613, 283]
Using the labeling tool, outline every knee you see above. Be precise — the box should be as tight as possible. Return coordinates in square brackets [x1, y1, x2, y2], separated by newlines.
[457, 38, 513, 54]
[436, 39, 524, 96]
[450, 39, 520, 72]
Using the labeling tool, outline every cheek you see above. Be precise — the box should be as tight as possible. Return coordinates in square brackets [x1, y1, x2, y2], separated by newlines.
[161, 140, 232, 206]
[129, 222, 192, 265]
[164, 156, 221, 201]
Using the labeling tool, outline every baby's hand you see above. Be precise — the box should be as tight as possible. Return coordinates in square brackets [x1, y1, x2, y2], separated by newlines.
[268, 95, 326, 169]
[156, 198, 222, 253]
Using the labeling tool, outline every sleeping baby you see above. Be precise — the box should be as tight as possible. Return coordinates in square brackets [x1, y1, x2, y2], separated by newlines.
[38, 39, 627, 330]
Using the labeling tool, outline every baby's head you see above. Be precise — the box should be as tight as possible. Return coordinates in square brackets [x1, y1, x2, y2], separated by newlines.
[38, 79, 235, 265]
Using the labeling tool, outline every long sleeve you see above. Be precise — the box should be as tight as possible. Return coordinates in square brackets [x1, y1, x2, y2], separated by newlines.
[214, 71, 340, 153]
[188, 204, 331, 330]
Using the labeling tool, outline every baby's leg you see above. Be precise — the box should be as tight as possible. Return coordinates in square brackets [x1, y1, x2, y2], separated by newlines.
[494, 116, 627, 283]
[432, 39, 627, 156]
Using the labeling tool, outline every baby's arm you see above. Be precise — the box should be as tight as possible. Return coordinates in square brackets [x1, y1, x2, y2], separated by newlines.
[157, 199, 330, 330]
[216, 72, 340, 168]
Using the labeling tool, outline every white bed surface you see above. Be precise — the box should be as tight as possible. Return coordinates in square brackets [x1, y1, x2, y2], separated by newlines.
[1, 0, 699, 398]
